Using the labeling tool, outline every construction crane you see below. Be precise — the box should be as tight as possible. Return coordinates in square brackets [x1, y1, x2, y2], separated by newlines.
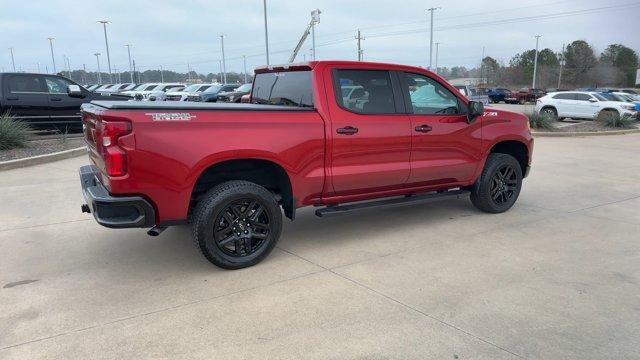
[288, 9, 321, 63]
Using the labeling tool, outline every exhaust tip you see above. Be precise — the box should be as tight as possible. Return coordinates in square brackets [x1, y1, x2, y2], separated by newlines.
[147, 226, 167, 237]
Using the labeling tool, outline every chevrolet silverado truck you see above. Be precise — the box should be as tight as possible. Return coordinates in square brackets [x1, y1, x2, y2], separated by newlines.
[79, 61, 533, 269]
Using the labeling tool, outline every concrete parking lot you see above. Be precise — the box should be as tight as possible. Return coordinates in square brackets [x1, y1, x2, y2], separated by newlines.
[1, 134, 640, 359]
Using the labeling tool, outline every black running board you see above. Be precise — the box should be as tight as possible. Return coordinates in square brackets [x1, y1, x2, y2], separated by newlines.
[315, 189, 470, 217]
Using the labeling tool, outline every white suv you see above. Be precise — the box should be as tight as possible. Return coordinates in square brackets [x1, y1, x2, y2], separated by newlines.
[535, 91, 638, 120]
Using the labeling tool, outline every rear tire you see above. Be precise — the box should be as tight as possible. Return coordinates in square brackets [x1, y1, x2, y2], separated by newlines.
[191, 180, 282, 269]
[540, 106, 558, 121]
[470, 153, 523, 213]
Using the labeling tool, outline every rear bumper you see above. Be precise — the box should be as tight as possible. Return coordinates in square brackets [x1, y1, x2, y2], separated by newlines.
[79, 165, 156, 228]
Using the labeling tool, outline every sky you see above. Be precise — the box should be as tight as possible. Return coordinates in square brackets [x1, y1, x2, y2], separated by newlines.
[1, 0, 639, 76]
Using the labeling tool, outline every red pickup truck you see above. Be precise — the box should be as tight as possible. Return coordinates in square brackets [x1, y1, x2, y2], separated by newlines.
[79, 61, 533, 269]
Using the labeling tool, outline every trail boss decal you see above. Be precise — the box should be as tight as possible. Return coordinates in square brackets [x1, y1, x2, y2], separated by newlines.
[483, 111, 498, 117]
[146, 113, 195, 121]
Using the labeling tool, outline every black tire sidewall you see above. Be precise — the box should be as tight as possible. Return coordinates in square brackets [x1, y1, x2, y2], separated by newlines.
[471, 154, 523, 213]
[194, 181, 282, 269]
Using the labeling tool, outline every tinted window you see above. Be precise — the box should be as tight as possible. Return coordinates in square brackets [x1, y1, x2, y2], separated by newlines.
[403, 73, 460, 115]
[45, 76, 74, 94]
[8, 75, 46, 93]
[252, 71, 314, 107]
[553, 93, 574, 100]
[334, 69, 395, 114]
[575, 93, 593, 101]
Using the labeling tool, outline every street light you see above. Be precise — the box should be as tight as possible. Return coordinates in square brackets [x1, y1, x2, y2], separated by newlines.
[98, 20, 113, 83]
[532, 35, 541, 89]
[434, 42, 440, 75]
[125, 44, 134, 83]
[8, 47, 15, 72]
[311, 9, 321, 60]
[94, 52, 102, 84]
[220, 35, 227, 83]
[426, 7, 441, 70]
[263, 0, 270, 65]
[47, 37, 56, 73]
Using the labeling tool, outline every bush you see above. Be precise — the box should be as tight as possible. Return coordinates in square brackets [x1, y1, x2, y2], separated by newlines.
[528, 112, 556, 130]
[0, 112, 32, 150]
[598, 111, 636, 129]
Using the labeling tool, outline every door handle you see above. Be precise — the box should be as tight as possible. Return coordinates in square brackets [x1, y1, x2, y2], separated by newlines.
[6, 96, 18, 100]
[415, 124, 432, 133]
[51, 97, 62, 101]
[337, 126, 358, 135]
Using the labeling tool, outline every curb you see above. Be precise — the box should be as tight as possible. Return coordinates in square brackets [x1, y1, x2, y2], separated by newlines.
[0, 146, 87, 171]
[533, 128, 640, 137]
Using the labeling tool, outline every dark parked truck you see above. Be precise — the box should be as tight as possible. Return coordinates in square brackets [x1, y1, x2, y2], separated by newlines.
[0, 72, 128, 129]
[505, 88, 546, 104]
[79, 61, 534, 269]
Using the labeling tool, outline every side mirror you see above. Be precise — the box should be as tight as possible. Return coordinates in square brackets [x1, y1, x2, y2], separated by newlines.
[589, 98, 598, 103]
[67, 84, 83, 98]
[467, 101, 484, 123]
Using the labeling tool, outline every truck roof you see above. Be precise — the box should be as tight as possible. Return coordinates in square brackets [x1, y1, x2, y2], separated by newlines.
[88, 101, 315, 111]
[254, 60, 434, 76]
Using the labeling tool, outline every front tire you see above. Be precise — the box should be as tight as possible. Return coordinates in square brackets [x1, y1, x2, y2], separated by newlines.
[470, 153, 523, 213]
[191, 180, 282, 269]
[540, 106, 558, 121]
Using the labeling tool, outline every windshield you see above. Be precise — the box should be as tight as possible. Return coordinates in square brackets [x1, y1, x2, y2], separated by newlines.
[236, 83, 252, 92]
[182, 84, 201, 92]
[593, 93, 607, 101]
[599, 93, 624, 102]
[203, 85, 222, 93]
[132, 84, 149, 90]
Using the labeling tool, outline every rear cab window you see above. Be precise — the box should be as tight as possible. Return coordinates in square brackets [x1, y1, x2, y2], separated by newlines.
[251, 71, 314, 107]
[7, 74, 47, 93]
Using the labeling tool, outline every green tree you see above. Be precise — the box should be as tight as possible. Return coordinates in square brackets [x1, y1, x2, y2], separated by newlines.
[481, 56, 500, 84]
[509, 48, 558, 84]
[564, 40, 597, 85]
[600, 44, 639, 86]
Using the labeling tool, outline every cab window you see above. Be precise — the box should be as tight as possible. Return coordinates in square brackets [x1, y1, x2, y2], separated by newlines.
[403, 73, 460, 115]
[333, 69, 396, 114]
[7, 75, 47, 93]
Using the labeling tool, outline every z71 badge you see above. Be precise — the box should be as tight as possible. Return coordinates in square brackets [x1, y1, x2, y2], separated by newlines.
[146, 113, 195, 121]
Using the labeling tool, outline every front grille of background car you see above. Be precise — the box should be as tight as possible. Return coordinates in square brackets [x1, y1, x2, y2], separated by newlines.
[166, 95, 182, 101]
[187, 95, 201, 102]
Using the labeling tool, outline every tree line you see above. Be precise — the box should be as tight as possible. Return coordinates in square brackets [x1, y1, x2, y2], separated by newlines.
[436, 41, 638, 89]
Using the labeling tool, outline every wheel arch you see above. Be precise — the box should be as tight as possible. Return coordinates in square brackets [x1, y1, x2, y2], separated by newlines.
[190, 158, 295, 220]
[489, 140, 529, 176]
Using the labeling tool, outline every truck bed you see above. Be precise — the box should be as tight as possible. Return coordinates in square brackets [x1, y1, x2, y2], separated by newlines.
[90, 101, 315, 111]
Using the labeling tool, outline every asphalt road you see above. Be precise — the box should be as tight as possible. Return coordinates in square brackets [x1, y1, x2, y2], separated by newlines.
[1, 134, 640, 359]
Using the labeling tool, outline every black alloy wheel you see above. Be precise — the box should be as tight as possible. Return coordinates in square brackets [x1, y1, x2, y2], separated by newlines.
[214, 199, 271, 257]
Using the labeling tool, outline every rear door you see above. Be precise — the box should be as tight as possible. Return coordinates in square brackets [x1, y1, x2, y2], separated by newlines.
[327, 68, 411, 194]
[2, 74, 50, 125]
[551, 92, 577, 117]
[400, 72, 481, 185]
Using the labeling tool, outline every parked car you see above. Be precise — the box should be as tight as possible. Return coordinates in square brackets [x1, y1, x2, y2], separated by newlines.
[505, 88, 546, 104]
[535, 91, 638, 121]
[122, 83, 184, 101]
[216, 83, 252, 103]
[120, 83, 160, 97]
[487, 88, 513, 103]
[612, 92, 640, 111]
[186, 84, 239, 102]
[86, 84, 100, 91]
[98, 83, 137, 94]
[0, 72, 128, 130]
[78, 60, 533, 269]
[454, 85, 489, 105]
[165, 84, 218, 101]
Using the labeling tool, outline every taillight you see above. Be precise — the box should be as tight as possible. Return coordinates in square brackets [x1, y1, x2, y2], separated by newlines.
[96, 120, 131, 177]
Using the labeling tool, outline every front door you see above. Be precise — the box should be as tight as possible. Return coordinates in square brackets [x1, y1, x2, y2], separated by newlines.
[328, 68, 411, 195]
[44, 75, 84, 129]
[2, 74, 50, 126]
[572, 93, 600, 118]
[399, 72, 482, 186]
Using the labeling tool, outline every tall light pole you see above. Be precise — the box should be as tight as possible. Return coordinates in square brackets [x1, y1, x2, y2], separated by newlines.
[98, 20, 113, 83]
[434, 42, 440, 74]
[65, 55, 72, 80]
[160, 65, 164, 83]
[220, 34, 227, 83]
[558, 43, 565, 89]
[8, 47, 16, 72]
[356, 29, 365, 61]
[263, 0, 270, 65]
[47, 37, 56, 73]
[243, 55, 248, 83]
[532, 35, 541, 89]
[311, 9, 321, 60]
[94, 52, 102, 84]
[426, 7, 440, 70]
[125, 44, 134, 83]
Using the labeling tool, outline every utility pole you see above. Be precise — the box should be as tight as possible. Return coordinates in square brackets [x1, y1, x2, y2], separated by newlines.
[66, 55, 72, 80]
[8, 47, 16, 72]
[94, 52, 102, 84]
[435, 42, 440, 74]
[311, 9, 320, 60]
[133, 59, 139, 83]
[82, 63, 87, 84]
[47, 37, 56, 73]
[263, 0, 270, 65]
[98, 20, 113, 83]
[125, 44, 134, 83]
[426, 7, 440, 70]
[243, 55, 248, 83]
[218, 60, 223, 82]
[558, 43, 565, 89]
[480, 46, 485, 84]
[356, 29, 365, 61]
[532, 35, 541, 89]
[160, 65, 164, 83]
[220, 35, 227, 83]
